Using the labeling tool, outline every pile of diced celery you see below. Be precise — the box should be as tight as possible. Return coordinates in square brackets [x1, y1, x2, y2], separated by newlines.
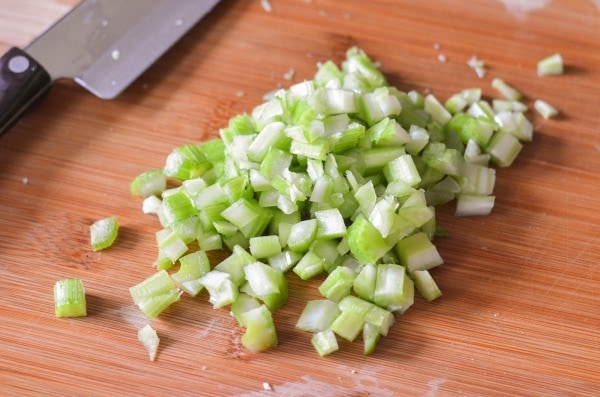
[129, 47, 533, 356]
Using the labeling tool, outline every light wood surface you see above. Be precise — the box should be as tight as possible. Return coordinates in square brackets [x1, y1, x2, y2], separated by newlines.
[1, 1, 598, 396]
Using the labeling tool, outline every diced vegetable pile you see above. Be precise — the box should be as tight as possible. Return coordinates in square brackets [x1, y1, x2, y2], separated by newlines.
[128, 47, 537, 356]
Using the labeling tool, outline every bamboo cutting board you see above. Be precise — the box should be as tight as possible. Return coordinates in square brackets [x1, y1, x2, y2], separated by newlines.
[0, 1, 598, 396]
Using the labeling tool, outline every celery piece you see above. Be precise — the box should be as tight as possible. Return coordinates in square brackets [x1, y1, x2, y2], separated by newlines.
[249, 235, 282, 259]
[200, 270, 238, 309]
[222, 174, 252, 204]
[287, 219, 318, 253]
[464, 139, 491, 166]
[244, 261, 288, 310]
[231, 293, 262, 326]
[318, 88, 358, 114]
[337, 295, 394, 336]
[362, 322, 381, 355]
[494, 111, 533, 142]
[130, 169, 166, 198]
[459, 162, 496, 196]
[362, 146, 406, 174]
[491, 78, 522, 101]
[156, 228, 188, 266]
[424, 94, 452, 125]
[293, 250, 325, 280]
[54, 278, 87, 318]
[395, 232, 443, 273]
[368, 196, 398, 238]
[311, 329, 339, 356]
[90, 216, 119, 251]
[382, 154, 421, 187]
[343, 47, 387, 90]
[354, 180, 377, 217]
[247, 121, 289, 162]
[446, 113, 497, 148]
[373, 263, 407, 309]
[130, 270, 175, 305]
[534, 99, 558, 119]
[259, 147, 294, 180]
[192, 184, 229, 212]
[537, 53, 563, 76]
[467, 100, 495, 120]
[314, 208, 347, 239]
[221, 198, 273, 238]
[161, 190, 197, 226]
[296, 299, 341, 332]
[421, 142, 464, 177]
[485, 131, 523, 167]
[268, 250, 303, 273]
[142, 195, 162, 215]
[367, 117, 410, 147]
[290, 138, 330, 161]
[240, 305, 278, 352]
[138, 324, 160, 361]
[310, 239, 341, 273]
[171, 250, 211, 296]
[170, 216, 202, 244]
[309, 175, 333, 203]
[130, 270, 182, 319]
[413, 270, 442, 302]
[353, 263, 377, 302]
[347, 214, 391, 265]
[318, 266, 357, 303]
[197, 230, 223, 251]
[314, 60, 343, 87]
[164, 144, 211, 181]
[455, 194, 495, 216]
[492, 99, 528, 113]
[405, 125, 430, 155]
[137, 288, 182, 320]
[330, 309, 364, 342]
[214, 245, 256, 286]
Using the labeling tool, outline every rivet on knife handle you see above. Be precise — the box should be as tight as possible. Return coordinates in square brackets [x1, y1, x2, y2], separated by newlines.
[0, 47, 52, 137]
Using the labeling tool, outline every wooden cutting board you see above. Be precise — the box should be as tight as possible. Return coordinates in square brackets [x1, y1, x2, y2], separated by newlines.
[1, 1, 598, 395]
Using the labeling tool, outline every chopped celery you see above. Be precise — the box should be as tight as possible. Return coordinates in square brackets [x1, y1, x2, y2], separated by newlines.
[127, 46, 538, 357]
[130, 270, 182, 319]
[90, 216, 119, 251]
[54, 278, 87, 318]
[347, 215, 391, 265]
[311, 329, 339, 356]
[249, 235, 282, 259]
[318, 266, 357, 303]
[296, 300, 341, 332]
[413, 270, 442, 302]
[491, 78, 522, 101]
[395, 232, 443, 272]
[455, 194, 495, 216]
[171, 250, 211, 296]
[240, 305, 278, 352]
[130, 169, 166, 198]
[537, 53, 563, 76]
[534, 99, 558, 119]
[138, 324, 160, 361]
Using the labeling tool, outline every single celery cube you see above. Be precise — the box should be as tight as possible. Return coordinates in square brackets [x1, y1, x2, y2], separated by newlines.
[318, 266, 357, 303]
[240, 305, 278, 352]
[296, 300, 341, 332]
[90, 216, 119, 251]
[395, 232, 443, 272]
[54, 278, 87, 318]
[311, 329, 339, 356]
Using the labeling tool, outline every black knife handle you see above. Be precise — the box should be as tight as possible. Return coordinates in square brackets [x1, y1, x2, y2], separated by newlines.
[0, 47, 52, 138]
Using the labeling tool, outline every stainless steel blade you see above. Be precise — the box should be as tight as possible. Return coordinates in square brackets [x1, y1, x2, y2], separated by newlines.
[25, 0, 221, 99]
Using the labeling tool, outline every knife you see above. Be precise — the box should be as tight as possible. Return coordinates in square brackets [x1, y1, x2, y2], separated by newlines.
[0, 0, 221, 137]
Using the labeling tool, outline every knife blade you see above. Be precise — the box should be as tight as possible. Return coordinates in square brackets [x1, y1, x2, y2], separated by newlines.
[0, 0, 221, 137]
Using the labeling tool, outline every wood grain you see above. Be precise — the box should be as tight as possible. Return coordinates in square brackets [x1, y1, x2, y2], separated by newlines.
[0, 1, 598, 396]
